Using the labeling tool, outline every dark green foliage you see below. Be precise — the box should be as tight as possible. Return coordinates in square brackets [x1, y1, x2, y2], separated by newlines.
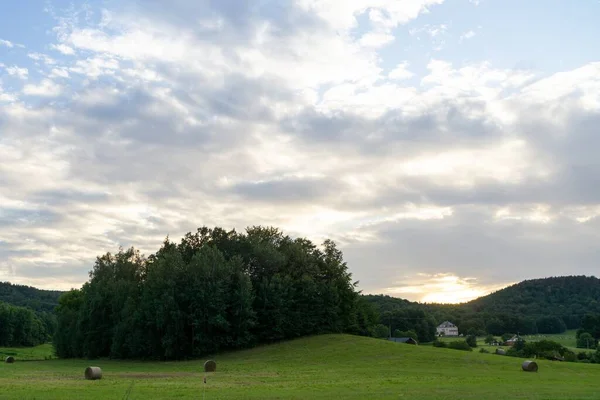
[536, 316, 567, 334]
[394, 329, 418, 340]
[53, 226, 368, 359]
[448, 340, 472, 351]
[0, 301, 50, 346]
[484, 334, 495, 344]
[432, 339, 447, 347]
[576, 333, 597, 349]
[501, 333, 514, 342]
[371, 324, 390, 339]
[522, 340, 572, 360]
[580, 314, 600, 339]
[0, 282, 62, 313]
[479, 347, 489, 353]
[465, 334, 477, 348]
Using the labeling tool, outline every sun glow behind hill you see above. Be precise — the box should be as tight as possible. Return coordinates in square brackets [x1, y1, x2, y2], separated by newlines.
[374, 273, 515, 304]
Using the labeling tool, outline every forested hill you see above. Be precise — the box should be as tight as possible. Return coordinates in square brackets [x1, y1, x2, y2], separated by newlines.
[465, 275, 600, 325]
[0, 281, 63, 313]
[364, 275, 600, 336]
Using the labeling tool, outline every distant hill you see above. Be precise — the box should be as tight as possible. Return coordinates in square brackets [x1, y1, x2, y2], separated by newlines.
[0, 281, 63, 313]
[466, 275, 600, 320]
[364, 275, 600, 337]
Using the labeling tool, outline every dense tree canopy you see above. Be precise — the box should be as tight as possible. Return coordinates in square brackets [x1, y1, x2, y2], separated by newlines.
[53, 226, 376, 359]
[0, 301, 53, 346]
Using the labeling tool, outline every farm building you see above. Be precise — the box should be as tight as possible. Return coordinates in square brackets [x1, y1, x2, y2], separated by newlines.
[436, 321, 459, 336]
[503, 335, 522, 346]
[388, 337, 418, 345]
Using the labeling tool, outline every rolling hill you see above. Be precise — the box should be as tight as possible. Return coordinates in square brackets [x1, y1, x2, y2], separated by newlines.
[0, 334, 599, 399]
[364, 275, 600, 336]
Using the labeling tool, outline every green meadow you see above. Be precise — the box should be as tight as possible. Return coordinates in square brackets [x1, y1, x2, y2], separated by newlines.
[1, 334, 599, 400]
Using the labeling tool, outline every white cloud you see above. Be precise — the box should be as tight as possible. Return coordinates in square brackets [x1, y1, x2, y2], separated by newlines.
[28, 52, 57, 65]
[388, 62, 414, 80]
[0, 38, 14, 48]
[1, 1, 600, 302]
[460, 30, 476, 41]
[22, 79, 62, 97]
[51, 43, 75, 55]
[5, 66, 29, 80]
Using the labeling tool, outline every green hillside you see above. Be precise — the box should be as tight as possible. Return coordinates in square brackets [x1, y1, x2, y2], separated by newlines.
[0, 281, 63, 313]
[1, 334, 599, 399]
[365, 275, 600, 337]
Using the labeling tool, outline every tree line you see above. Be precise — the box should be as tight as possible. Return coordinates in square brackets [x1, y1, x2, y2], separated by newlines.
[53, 226, 377, 359]
[0, 301, 56, 347]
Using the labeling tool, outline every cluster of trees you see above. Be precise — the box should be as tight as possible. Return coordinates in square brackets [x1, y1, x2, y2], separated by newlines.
[0, 301, 55, 346]
[53, 226, 377, 359]
[576, 314, 600, 349]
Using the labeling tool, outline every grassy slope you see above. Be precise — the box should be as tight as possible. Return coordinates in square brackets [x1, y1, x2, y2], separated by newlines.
[0, 334, 599, 400]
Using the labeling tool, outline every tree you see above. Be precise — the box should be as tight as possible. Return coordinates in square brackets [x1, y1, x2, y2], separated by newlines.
[577, 332, 597, 349]
[484, 334, 496, 345]
[466, 334, 477, 348]
[536, 316, 567, 334]
[372, 324, 390, 339]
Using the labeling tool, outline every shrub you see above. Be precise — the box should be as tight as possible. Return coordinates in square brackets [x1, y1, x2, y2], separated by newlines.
[448, 340, 473, 351]
[484, 334, 495, 345]
[577, 333, 597, 349]
[466, 335, 477, 348]
[371, 324, 390, 339]
[479, 347, 489, 353]
[433, 339, 447, 348]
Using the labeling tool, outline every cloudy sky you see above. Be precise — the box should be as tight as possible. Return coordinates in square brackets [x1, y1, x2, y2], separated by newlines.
[1, 0, 599, 303]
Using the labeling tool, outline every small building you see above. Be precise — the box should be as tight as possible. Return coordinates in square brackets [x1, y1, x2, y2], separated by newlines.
[503, 335, 522, 346]
[388, 337, 418, 345]
[436, 321, 459, 337]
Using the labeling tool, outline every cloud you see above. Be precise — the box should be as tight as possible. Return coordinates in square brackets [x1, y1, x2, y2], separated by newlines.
[0, 38, 14, 48]
[460, 30, 476, 42]
[1, 1, 599, 302]
[51, 43, 75, 55]
[5, 66, 29, 80]
[22, 79, 62, 96]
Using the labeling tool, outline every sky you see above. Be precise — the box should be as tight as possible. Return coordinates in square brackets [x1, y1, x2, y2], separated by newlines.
[1, 0, 600, 304]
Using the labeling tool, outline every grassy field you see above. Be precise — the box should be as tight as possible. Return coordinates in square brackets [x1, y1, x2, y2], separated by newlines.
[0, 343, 55, 361]
[436, 330, 595, 354]
[1, 334, 599, 399]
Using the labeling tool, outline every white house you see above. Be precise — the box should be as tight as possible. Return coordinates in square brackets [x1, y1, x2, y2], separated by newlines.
[436, 321, 459, 336]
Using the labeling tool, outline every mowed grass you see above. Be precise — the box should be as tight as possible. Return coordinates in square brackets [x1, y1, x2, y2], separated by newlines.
[0, 343, 55, 361]
[1, 334, 599, 400]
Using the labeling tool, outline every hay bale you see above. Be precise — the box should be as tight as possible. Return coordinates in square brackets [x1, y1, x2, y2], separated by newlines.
[85, 366, 103, 380]
[495, 348, 506, 355]
[5, 356, 15, 364]
[204, 360, 217, 372]
[522, 360, 538, 372]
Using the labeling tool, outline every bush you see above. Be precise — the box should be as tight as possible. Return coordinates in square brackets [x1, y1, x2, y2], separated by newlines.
[466, 335, 477, 348]
[479, 347, 489, 353]
[484, 334, 495, 345]
[394, 329, 418, 341]
[577, 333, 597, 349]
[433, 339, 447, 348]
[448, 340, 473, 351]
[372, 324, 390, 339]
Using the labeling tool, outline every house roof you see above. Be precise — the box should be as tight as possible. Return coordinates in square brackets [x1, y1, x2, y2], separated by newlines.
[389, 337, 418, 343]
[437, 321, 457, 328]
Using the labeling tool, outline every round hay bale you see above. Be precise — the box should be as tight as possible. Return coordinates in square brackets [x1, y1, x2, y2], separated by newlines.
[84, 366, 103, 380]
[5, 356, 15, 364]
[204, 360, 217, 372]
[522, 360, 538, 372]
[496, 348, 506, 355]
